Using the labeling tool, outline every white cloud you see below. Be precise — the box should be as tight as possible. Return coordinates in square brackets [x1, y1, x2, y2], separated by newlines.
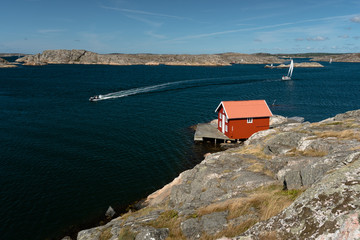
[350, 15, 360, 23]
[307, 36, 329, 41]
[338, 34, 349, 39]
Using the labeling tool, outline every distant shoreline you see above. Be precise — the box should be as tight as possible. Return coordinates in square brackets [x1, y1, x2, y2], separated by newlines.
[14, 50, 360, 67]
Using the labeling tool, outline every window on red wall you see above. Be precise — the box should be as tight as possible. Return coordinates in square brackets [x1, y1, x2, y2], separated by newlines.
[247, 118, 253, 123]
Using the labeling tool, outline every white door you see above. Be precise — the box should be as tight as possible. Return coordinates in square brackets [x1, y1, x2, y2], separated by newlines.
[222, 114, 226, 133]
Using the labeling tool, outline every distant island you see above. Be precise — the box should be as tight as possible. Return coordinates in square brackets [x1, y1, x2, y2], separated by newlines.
[15, 49, 282, 66]
[0, 57, 17, 68]
[12, 50, 360, 67]
[265, 62, 324, 68]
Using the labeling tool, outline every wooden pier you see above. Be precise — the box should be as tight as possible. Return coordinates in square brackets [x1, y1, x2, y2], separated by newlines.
[194, 122, 231, 143]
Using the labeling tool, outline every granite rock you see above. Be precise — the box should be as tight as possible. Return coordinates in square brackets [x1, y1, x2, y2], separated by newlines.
[75, 109, 360, 240]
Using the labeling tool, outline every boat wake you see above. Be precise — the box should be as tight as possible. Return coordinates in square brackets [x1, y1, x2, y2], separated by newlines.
[93, 81, 181, 101]
[90, 75, 280, 101]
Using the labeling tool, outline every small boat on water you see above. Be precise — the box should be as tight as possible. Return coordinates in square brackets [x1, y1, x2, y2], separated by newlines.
[282, 59, 294, 81]
[89, 95, 102, 101]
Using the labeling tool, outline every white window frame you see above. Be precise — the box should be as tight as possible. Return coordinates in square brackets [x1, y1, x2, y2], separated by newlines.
[219, 120, 222, 127]
[247, 118, 253, 123]
[225, 125, 228, 132]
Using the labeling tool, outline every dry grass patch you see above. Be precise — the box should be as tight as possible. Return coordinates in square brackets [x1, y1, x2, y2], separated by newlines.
[147, 209, 185, 240]
[318, 121, 343, 126]
[99, 227, 112, 240]
[234, 145, 272, 160]
[286, 148, 328, 157]
[302, 149, 328, 157]
[117, 227, 137, 240]
[314, 129, 360, 141]
[197, 185, 303, 220]
[200, 219, 258, 240]
[196, 185, 304, 239]
[349, 145, 360, 151]
[120, 206, 157, 223]
[309, 120, 360, 133]
[247, 162, 275, 177]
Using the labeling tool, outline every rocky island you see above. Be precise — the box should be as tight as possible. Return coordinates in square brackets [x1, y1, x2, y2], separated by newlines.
[16, 49, 282, 66]
[72, 109, 360, 240]
[16, 50, 360, 67]
[310, 53, 360, 62]
[0, 57, 17, 68]
[265, 62, 324, 68]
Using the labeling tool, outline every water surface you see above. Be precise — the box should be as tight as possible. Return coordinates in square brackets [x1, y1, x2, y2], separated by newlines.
[0, 61, 359, 239]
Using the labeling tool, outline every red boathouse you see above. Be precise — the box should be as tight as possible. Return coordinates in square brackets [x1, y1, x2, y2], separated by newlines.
[215, 100, 272, 140]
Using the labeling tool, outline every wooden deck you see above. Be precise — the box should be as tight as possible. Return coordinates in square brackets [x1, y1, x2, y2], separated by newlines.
[194, 122, 231, 142]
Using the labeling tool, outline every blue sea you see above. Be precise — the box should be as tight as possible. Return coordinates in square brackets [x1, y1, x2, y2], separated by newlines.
[1, 58, 359, 239]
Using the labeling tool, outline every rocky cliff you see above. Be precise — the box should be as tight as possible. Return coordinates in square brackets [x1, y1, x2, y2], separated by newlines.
[16, 50, 282, 66]
[73, 109, 360, 240]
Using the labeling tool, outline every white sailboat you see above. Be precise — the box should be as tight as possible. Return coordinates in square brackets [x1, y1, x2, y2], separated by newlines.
[282, 59, 294, 80]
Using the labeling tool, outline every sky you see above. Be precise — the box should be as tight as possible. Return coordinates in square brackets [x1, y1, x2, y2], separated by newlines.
[1, 0, 360, 54]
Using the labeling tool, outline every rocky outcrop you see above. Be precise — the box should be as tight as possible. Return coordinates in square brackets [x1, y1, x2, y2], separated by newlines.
[75, 109, 360, 240]
[265, 62, 324, 68]
[16, 49, 282, 66]
[234, 151, 360, 239]
[0, 57, 17, 68]
[311, 53, 360, 62]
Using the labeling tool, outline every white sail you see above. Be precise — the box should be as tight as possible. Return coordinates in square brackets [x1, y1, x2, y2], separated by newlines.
[282, 59, 293, 80]
[288, 59, 294, 78]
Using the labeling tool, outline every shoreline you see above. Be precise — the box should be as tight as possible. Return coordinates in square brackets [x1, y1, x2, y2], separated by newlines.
[62, 116, 288, 239]
[57, 139, 225, 240]
[74, 109, 360, 239]
[14, 50, 360, 67]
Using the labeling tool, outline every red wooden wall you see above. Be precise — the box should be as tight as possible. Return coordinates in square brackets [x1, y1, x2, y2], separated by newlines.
[217, 106, 270, 139]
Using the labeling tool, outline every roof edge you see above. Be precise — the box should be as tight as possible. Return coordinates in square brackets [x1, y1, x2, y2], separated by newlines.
[214, 101, 229, 119]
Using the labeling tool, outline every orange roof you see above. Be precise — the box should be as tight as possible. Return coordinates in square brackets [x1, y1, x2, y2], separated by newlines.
[215, 100, 272, 119]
